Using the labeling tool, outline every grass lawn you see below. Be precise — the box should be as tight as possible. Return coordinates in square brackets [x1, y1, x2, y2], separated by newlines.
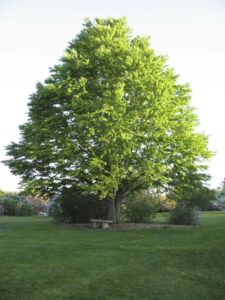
[0, 212, 225, 300]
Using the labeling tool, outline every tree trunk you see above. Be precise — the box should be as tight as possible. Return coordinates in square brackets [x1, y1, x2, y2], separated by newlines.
[107, 189, 123, 224]
[115, 198, 121, 224]
[107, 199, 116, 223]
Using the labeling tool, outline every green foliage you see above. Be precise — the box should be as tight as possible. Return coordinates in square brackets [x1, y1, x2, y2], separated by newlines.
[216, 178, 225, 210]
[4, 18, 212, 212]
[17, 202, 33, 216]
[122, 190, 161, 223]
[189, 187, 216, 209]
[167, 181, 215, 223]
[169, 202, 199, 225]
[168, 172, 215, 209]
[48, 199, 63, 222]
[0, 189, 5, 196]
[49, 188, 108, 223]
[0, 194, 33, 216]
[0, 196, 17, 215]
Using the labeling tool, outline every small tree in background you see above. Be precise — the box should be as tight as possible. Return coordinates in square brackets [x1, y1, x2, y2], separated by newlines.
[216, 178, 225, 210]
[169, 202, 199, 225]
[0, 189, 5, 196]
[168, 173, 216, 224]
[168, 171, 214, 207]
[0, 194, 33, 216]
[122, 189, 161, 223]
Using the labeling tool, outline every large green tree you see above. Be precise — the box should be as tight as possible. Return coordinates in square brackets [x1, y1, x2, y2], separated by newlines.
[5, 18, 212, 222]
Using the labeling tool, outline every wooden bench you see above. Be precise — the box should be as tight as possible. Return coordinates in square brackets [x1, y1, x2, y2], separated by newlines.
[90, 219, 113, 229]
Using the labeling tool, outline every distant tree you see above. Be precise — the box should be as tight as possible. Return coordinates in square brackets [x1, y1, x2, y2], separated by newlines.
[0, 193, 33, 216]
[168, 173, 216, 224]
[217, 178, 225, 210]
[189, 187, 216, 209]
[4, 18, 212, 223]
[168, 172, 215, 209]
[0, 189, 5, 196]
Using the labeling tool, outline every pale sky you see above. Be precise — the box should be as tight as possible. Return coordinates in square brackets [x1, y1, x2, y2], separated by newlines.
[0, 0, 225, 191]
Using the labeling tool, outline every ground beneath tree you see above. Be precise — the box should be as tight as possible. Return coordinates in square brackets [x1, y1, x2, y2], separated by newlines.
[63, 223, 192, 230]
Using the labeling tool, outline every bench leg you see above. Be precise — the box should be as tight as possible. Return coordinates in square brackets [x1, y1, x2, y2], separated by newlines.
[102, 223, 109, 229]
[92, 221, 97, 228]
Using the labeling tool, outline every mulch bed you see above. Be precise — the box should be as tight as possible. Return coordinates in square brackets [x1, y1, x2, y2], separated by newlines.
[62, 223, 192, 230]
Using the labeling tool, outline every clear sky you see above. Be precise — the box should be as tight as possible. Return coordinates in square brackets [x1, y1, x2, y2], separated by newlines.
[0, 0, 225, 191]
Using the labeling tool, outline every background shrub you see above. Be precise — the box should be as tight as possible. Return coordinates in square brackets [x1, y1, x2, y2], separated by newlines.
[122, 190, 161, 223]
[169, 202, 199, 225]
[0, 194, 33, 216]
[17, 201, 33, 216]
[49, 187, 108, 223]
[1, 196, 18, 215]
[48, 197, 64, 222]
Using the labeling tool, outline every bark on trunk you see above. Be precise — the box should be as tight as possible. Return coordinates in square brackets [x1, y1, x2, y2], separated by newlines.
[115, 194, 122, 224]
[107, 199, 116, 223]
[107, 189, 123, 224]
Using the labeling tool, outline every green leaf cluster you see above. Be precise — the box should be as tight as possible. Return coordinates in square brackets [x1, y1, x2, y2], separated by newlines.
[4, 18, 212, 200]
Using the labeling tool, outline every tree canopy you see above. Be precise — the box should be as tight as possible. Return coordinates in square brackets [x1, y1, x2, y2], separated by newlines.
[4, 18, 212, 222]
